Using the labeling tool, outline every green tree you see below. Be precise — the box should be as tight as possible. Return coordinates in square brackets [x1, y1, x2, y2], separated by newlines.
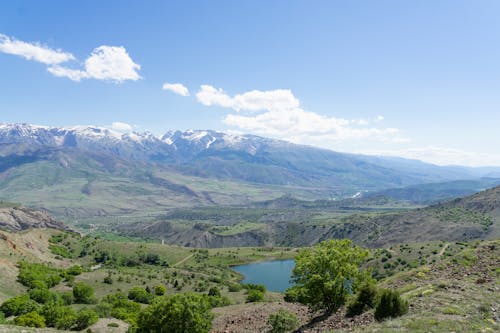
[154, 284, 166, 296]
[128, 287, 153, 304]
[267, 309, 300, 333]
[73, 282, 95, 304]
[0, 295, 40, 317]
[14, 311, 46, 328]
[41, 301, 76, 329]
[136, 293, 213, 333]
[286, 239, 369, 313]
[74, 309, 98, 330]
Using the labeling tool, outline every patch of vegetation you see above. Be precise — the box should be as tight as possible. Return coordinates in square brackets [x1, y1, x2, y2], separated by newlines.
[267, 309, 300, 333]
[286, 239, 369, 313]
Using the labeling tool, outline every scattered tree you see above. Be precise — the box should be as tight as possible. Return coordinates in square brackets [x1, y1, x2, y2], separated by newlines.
[286, 239, 369, 313]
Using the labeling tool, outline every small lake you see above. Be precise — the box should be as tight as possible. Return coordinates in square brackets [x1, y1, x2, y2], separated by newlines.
[232, 259, 295, 292]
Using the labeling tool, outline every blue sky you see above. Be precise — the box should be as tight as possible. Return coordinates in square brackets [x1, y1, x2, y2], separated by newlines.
[1, 0, 499, 166]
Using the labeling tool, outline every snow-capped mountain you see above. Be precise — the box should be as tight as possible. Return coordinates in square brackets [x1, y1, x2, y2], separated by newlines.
[0, 123, 281, 161]
[0, 122, 493, 191]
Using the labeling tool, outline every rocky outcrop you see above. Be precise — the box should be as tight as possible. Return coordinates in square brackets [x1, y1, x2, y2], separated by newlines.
[0, 206, 68, 232]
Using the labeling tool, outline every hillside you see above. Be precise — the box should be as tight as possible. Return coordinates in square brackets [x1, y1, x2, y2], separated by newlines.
[119, 186, 500, 248]
[0, 206, 68, 232]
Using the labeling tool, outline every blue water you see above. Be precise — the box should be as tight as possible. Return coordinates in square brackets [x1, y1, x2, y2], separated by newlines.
[232, 259, 295, 292]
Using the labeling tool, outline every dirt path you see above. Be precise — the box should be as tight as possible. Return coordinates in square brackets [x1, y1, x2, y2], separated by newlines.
[173, 253, 194, 267]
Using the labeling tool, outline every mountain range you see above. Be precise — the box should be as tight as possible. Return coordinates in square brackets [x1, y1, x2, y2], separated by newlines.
[1, 122, 499, 223]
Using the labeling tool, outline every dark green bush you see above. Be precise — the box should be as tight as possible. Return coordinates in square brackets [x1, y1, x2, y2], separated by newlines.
[374, 289, 408, 321]
[346, 283, 378, 317]
[267, 309, 300, 333]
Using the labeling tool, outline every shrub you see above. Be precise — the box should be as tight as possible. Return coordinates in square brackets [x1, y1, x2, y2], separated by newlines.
[137, 293, 213, 333]
[66, 265, 83, 276]
[14, 311, 46, 328]
[207, 295, 231, 308]
[243, 284, 266, 293]
[346, 283, 378, 317]
[0, 295, 40, 317]
[283, 286, 303, 303]
[17, 262, 62, 289]
[73, 282, 96, 304]
[103, 276, 114, 284]
[60, 291, 74, 305]
[108, 322, 119, 327]
[246, 289, 264, 303]
[208, 286, 221, 297]
[227, 283, 242, 292]
[267, 309, 300, 333]
[41, 302, 76, 329]
[374, 289, 408, 321]
[128, 287, 153, 304]
[154, 284, 166, 296]
[29, 288, 54, 304]
[49, 244, 72, 258]
[74, 309, 98, 330]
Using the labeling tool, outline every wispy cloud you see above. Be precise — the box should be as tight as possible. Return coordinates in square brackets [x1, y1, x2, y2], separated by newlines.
[196, 84, 406, 145]
[0, 33, 141, 83]
[162, 82, 190, 96]
[0, 33, 75, 65]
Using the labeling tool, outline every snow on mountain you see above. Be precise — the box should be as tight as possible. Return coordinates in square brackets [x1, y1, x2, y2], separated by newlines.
[0, 123, 261, 160]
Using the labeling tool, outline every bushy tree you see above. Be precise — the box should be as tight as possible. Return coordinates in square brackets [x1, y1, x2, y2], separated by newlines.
[14, 311, 46, 328]
[267, 309, 300, 333]
[154, 284, 166, 296]
[128, 287, 153, 304]
[0, 295, 40, 317]
[73, 282, 95, 304]
[41, 301, 75, 329]
[246, 289, 264, 302]
[374, 289, 408, 321]
[136, 293, 213, 333]
[286, 239, 369, 313]
[74, 309, 98, 330]
[346, 282, 378, 317]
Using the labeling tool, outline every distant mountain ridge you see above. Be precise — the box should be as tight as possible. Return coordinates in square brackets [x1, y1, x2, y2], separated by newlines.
[1, 122, 500, 223]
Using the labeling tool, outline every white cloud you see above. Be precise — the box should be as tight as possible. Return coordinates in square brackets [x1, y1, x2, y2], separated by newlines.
[196, 84, 406, 145]
[0, 33, 141, 83]
[49, 46, 141, 83]
[0, 33, 75, 65]
[162, 82, 190, 96]
[111, 122, 133, 132]
[360, 146, 500, 167]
